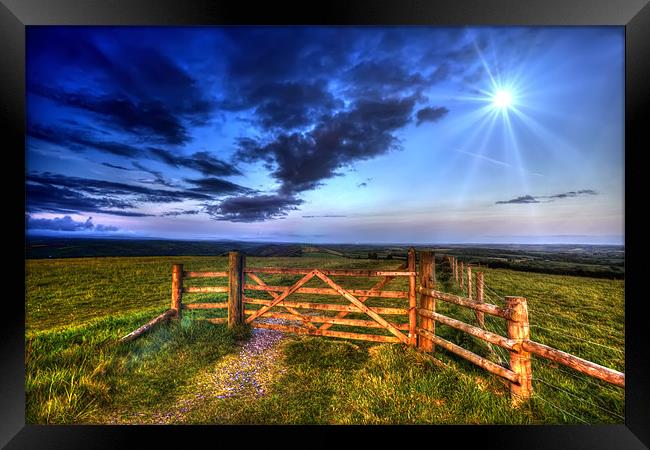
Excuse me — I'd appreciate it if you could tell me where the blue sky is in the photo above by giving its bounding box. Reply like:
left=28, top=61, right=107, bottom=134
left=25, top=26, right=624, bottom=244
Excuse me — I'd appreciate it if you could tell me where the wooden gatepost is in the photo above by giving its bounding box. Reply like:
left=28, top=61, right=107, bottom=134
left=228, top=251, right=245, bottom=327
left=171, top=263, right=183, bottom=318
left=418, top=251, right=435, bottom=352
left=407, top=248, right=417, bottom=346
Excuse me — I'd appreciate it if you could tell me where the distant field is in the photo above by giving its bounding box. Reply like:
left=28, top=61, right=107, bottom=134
left=26, top=237, right=624, bottom=279
left=25, top=254, right=624, bottom=424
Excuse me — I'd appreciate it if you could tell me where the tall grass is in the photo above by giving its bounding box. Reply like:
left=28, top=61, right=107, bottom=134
left=25, top=311, right=247, bottom=423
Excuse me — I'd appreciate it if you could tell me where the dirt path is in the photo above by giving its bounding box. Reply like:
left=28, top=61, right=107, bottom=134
left=108, top=324, right=289, bottom=424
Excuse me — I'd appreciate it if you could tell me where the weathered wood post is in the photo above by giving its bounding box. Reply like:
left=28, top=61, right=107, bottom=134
left=459, top=262, right=465, bottom=291
left=432, top=253, right=436, bottom=287
left=475, top=272, right=485, bottom=328
left=467, top=265, right=472, bottom=299
left=407, top=248, right=417, bottom=347
left=418, top=251, right=435, bottom=352
left=171, top=263, right=183, bottom=319
left=506, top=296, right=533, bottom=407
left=228, top=251, right=245, bottom=328
left=453, top=257, right=458, bottom=282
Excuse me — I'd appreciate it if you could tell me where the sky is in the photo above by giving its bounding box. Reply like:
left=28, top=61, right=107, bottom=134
left=25, top=26, right=624, bottom=244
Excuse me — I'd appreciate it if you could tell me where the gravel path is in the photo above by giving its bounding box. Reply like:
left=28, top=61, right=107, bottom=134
left=108, top=322, right=289, bottom=424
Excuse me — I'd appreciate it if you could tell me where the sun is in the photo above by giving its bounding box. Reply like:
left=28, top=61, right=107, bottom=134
left=492, top=89, right=513, bottom=109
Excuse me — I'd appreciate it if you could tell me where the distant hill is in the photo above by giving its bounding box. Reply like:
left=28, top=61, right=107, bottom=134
left=25, top=237, right=303, bottom=259
left=25, top=237, right=624, bottom=279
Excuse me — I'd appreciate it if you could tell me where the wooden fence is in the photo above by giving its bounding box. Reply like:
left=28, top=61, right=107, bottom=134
left=438, top=253, right=624, bottom=406
left=120, top=249, right=625, bottom=407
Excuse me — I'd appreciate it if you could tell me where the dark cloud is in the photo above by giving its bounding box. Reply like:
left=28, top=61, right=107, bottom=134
left=205, top=194, right=303, bottom=222
left=27, top=214, right=118, bottom=232
left=416, top=106, right=450, bottom=126
left=148, top=148, right=241, bottom=177
left=236, top=96, right=417, bottom=197
left=102, top=162, right=133, bottom=171
left=28, top=28, right=216, bottom=145
left=28, top=124, right=242, bottom=180
left=184, top=177, right=255, bottom=195
left=159, top=209, right=201, bottom=217
left=496, top=195, right=540, bottom=204
left=548, top=189, right=598, bottom=199
left=26, top=182, right=151, bottom=216
left=343, top=59, right=430, bottom=98
left=357, top=177, right=373, bottom=188
left=132, top=162, right=177, bottom=188
left=222, top=80, right=342, bottom=131
left=28, top=123, right=141, bottom=157
left=31, top=86, right=191, bottom=145
left=27, top=172, right=213, bottom=217
left=496, top=190, right=598, bottom=205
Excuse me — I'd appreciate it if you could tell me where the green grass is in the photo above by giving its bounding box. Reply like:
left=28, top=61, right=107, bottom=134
left=26, top=255, right=624, bottom=424
left=178, top=338, right=533, bottom=424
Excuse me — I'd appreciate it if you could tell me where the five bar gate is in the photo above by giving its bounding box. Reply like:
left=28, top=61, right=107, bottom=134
left=120, top=248, right=625, bottom=407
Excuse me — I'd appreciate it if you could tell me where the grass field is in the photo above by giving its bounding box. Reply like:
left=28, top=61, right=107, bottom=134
left=25, top=255, right=625, bottom=424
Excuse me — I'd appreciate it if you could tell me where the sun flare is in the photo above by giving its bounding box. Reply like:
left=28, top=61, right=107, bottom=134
left=493, top=89, right=513, bottom=108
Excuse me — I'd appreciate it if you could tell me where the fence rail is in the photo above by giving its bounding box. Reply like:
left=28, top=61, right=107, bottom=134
left=243, top=267, right=415, bottom=277
left=120, top=249, right=625, bottom=409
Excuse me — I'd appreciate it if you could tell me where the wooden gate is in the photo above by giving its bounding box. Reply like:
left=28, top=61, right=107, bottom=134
left=239, top=250, right=418, bottom=344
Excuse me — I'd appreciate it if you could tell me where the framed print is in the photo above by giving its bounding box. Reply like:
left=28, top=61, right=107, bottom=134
left=2, top=0, right=649, bottom=447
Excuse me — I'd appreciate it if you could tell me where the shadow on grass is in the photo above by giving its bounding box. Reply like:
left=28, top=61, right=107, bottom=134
left=25, top=311, right=247, bottom=424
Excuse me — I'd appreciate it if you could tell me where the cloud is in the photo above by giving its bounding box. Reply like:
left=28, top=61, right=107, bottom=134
left=222, top=80, right=342, bottom=131
left=496, top=190, right=598, bottom=204
left=205, top=194, right=303, bottom=222
left=26, top=214, right=118, bottom=232
left=416, top=106, right=449, bottom=126
left=343, top=58, right=431, bottom=98
left=26, top=172, right=214, bottom=217
left=102, top=162, right=133, bottom=171
left=159, top=209, right=201, bottom=217
left=148, top=148, right=241, bottom=177
left=28, top=123, right=142, bottom=157
left=184, top=177, right=255, bottom=195
left=31, top=86, right=192, bottom=145
left=26, top=182, right=147, bottom=216
left=236, top=96, right=417, bottom=197
left=28, top=28, right=216, bottom=145
left=495, top=195, right=540, bottom=204
left=132, top=162, right=177, bottom=188
left=547, top=189, right=598, bottom=199
left=357, top=177, right=373, bottom=188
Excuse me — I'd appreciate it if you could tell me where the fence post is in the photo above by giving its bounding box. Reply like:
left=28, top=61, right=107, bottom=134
left=407, top=248, right=417, bottom=346
left=432, top=253, right=436, bottom=287
left=228, top=251, right=245, bottom=328
left=459, top=262, right=465, bottom=291
left=171, top=264, right=183, bottom=319
left=418, top=251, right=435, bottom=352
left=453, top=257, right=458, bottom=282
left=506, top=296, right=533, bottom=407
left=475, top=272, right=485, bottom=328
left=467, top=265, right=473, bottom=300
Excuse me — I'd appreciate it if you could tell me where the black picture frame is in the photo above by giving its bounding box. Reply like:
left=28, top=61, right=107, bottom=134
left=3, top=0, right=648, bottom=448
